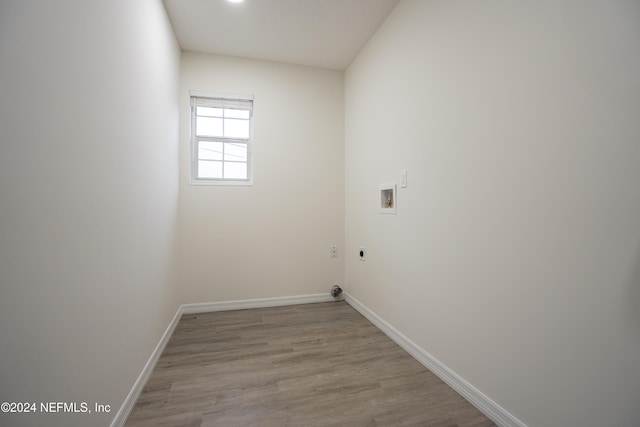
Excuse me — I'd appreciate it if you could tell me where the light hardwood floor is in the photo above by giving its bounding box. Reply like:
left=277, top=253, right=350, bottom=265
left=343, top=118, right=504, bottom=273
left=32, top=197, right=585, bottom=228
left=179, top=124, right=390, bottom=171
left=125, top=302, right=495, bottom=426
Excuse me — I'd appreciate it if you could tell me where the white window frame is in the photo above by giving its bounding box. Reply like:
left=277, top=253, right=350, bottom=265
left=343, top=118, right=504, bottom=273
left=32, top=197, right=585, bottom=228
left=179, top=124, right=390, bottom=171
left=189, top=91, right=254, bottom=186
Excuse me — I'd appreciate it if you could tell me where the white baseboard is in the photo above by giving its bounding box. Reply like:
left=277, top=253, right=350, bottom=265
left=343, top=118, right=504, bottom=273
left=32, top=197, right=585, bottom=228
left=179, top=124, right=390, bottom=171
left=110, top=293, right=336, bottom=426
left=344, top=292, right=526, bottom=427
left=110, top=307, right=183, bottom=427
left=181, top=293, right=336, bottom=314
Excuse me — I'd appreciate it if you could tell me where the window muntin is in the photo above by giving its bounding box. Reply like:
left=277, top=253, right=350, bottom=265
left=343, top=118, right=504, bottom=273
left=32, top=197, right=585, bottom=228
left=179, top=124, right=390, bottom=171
left=190, top=94, right=253, bottom=185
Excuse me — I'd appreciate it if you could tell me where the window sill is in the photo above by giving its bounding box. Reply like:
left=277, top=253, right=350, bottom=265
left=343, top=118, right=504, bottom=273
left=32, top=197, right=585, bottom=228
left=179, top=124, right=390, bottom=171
left=189, top=178, right=254, bottom=186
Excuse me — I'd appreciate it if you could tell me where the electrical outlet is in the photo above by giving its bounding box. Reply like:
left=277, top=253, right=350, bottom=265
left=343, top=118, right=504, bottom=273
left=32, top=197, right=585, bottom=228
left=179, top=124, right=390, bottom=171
left=330, top=245, right=338, bottom=258
left=359, top=247, right=366, bottom=261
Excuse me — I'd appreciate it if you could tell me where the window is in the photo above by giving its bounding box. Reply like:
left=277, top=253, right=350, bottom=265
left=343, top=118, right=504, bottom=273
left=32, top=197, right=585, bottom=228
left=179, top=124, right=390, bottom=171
left=190, top=93, right=254, bottom=185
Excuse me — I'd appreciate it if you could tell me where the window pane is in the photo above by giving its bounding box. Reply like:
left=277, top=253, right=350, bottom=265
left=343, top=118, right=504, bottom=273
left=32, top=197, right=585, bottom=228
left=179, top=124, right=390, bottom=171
left=224, top=108, right=250, bottom=119
left=224, top=162, right=247, bottom=180
left=198, top=160, right=222, bottom=179
left=224, top=143, right=247, bottom=162
left=197, top=117, right=223, bottom=137
left=199, top=141, right=223, bottom=160
left=191, top=96, right=253, bottom=184
left=224, top=118, right=250, bottom=138
left=197, top=106, right=223, bottom=117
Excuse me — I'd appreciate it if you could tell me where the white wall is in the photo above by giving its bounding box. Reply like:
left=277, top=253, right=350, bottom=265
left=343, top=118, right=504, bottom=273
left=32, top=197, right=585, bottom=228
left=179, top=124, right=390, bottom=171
left=345, top=1, right=640, bottom=426
left=177, top=53, right=344, bottom=303
left=0, top=1, right=180, bottom=426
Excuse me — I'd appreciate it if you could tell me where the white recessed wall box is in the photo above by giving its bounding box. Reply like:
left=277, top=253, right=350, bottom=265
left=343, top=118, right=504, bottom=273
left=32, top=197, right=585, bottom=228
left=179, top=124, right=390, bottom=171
left=380, top=183, right=396, bottom=214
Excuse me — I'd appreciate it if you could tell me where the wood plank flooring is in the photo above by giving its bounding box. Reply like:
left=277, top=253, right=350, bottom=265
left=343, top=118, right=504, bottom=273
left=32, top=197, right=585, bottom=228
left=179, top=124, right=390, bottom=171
left=125, top=302, right=495, bottom=426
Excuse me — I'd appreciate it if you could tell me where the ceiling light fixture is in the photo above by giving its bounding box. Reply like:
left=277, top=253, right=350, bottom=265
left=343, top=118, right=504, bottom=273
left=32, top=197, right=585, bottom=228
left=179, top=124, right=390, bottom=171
left=227, top=0, right=244, bottom=3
